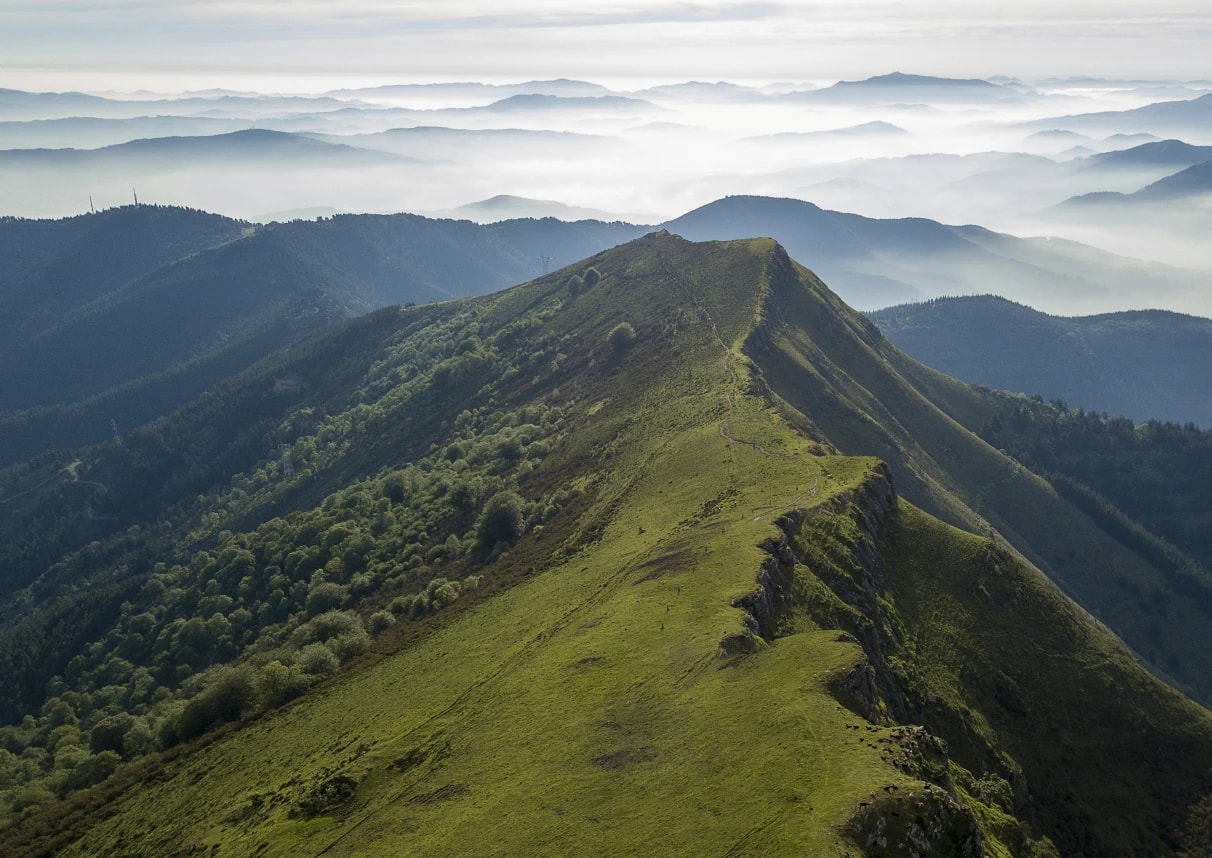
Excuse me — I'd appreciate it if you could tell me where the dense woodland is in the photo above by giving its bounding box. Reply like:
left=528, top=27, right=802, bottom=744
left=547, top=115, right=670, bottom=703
left=977, top=397, right=1212, bottom=654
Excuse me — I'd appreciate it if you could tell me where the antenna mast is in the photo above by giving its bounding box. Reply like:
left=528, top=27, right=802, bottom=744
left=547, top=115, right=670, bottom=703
left=89, top=195, right=95, bottom=214
left=132, top=188, right=139, bottom=206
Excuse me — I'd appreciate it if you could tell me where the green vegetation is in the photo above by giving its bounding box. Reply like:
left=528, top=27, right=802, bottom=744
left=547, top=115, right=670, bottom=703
left=1, top=233, right=1211, bottom=856
left=979, top=397, right=1212, bottom=564
left=607, top=321, right=636, bottom=352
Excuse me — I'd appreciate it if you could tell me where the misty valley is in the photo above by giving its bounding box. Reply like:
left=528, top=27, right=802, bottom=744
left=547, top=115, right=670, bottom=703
left=2, top=71, right=1212, bottom=857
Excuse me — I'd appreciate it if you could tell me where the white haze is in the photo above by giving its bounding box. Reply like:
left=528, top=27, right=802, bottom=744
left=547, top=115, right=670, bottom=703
left=2, top=74, right=1212, bottom=313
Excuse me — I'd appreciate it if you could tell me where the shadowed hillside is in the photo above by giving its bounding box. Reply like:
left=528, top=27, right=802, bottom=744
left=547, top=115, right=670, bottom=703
left=663, top=195, right=1204, bottom=313
left=869, top=294, right=1212, bottom=426
left=0, top=208, right=643, bottom=464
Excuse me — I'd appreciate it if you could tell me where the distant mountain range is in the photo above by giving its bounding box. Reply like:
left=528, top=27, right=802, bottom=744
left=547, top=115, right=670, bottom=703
left=751, top=121, right=910, bottom=143
left=1025, top=92, right=1212, bottom=137
left=662, top=195, right=1207, bottom=312
left=775, top=72, right=1033, bottom=105
left=0, top=128, right=413, bottom=168
left=0, top=115, right=257, bottom=150
left=1065, top=158, right=1212, bottom=206
left=432, top=194, right=631, bottom=223
left=869, top=295, right=1212, bottom=425
left=1080, top=138, right=1212, bottom=170
left=328, top=78, right=614, bottom=100
left=0, top=89, right=357, bottom=122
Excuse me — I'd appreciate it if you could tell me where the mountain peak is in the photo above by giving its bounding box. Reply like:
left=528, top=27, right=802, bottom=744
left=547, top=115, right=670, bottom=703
left=837, top=72, right=999, bottom=89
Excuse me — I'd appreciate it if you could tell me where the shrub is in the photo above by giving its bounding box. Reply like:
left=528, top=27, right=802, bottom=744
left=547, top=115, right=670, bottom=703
left=297, top=643, right=340, bottom=676
left=60, top=750, right=121, bottom=796
left=566, top=274, right=585, bottom=296
left=254, top=660, right=311, bottom=709
left=327, top=627, right=370, bottom=664
left=296, top=610, right=363, bottom=645
left=583, top=267, right=602, bottom=288
left=608, top=322, right=636, bottom=353
left=175, top=665, right=256, bottom=742
left=306, top=582, right=346, bottom=616
left=89, top=714, right=134, bottom=755
left=368, top=611, right=396, bottom=635
left=428, top=581, right=461, bottom=611
left=477, top=491, right=525, bottom=549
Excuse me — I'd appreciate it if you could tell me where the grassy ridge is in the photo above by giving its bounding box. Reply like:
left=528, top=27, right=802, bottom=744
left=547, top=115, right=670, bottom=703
left=749, top=253, right=1212, bottom=705
left=879, top=504, right=1212, bottom=855
left=34, top=236, right=946, bottom=857
left=3, top=234, right=1212, bottom=855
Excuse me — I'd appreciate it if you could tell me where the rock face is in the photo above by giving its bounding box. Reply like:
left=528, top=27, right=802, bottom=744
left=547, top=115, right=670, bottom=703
left=847, top=784, right=984, bottom=858
left=788, top=464, right=911, bottom=719
left=729, top=466, right=988, bottom=856
left=728, top=509, right=802, bottom=647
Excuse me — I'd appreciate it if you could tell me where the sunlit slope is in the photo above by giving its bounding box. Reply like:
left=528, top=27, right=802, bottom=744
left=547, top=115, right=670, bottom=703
left=748, top=250, right=1212, bottom=706
left=15, top=233, right=1212, bottom=857
left=60, top=436, right=912, bottom=857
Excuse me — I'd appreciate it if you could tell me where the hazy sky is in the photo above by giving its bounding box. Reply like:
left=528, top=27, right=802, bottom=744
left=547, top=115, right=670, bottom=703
left=4, top=1, right=1211, bottom=92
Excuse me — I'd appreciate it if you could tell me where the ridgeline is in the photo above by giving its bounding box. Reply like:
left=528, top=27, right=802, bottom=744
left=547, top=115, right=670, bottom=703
left=1, top=234, right=1210, bottom=856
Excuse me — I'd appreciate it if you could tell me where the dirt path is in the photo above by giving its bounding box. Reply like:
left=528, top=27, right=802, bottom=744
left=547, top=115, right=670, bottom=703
left=658, top=253, right=783, bottom=459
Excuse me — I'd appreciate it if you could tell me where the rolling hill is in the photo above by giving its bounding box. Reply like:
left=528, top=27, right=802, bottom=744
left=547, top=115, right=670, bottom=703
left=0, top=129, right=413, bottom=170
left=868, top=295, right=1212, bottom=426
left=1, top=234, right=1211, bottom=856
left=781, top=72, right=1031, bottom=105
left=1025, top=92, right=1212, bottom=137
left=662, top=194, right=1208, bottom=313
left=0, top=207, right=644, bottom=463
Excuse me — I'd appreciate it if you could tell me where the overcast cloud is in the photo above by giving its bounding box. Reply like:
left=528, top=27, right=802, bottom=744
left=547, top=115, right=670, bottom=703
left=3, top=1, right=1211, bottom=92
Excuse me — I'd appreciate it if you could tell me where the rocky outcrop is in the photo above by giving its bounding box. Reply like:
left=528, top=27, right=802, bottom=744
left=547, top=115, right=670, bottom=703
left=847, top=784, right=983, bottom=858
left=792, top=463, right=910, bottom=721
left=729, top=464, right=988, bottom=856
left=728, top=508, right=803, bottom=644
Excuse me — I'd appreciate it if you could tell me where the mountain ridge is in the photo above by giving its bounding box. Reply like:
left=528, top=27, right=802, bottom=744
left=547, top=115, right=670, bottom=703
left=2, top=234, right=1211, bottom=855
left=869, top=294, right=1212, bottom=425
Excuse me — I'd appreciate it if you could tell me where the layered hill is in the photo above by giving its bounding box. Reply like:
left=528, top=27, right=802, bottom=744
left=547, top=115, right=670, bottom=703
left=1025, top=92, right=1212, bottom=138
left=0, top=207, right=643, bottom=464
left=869, top=295, right=1212, bottom=426
left=2, top=234, right=1211, bottom=856
left=662, top=195, right=1206, bottom=313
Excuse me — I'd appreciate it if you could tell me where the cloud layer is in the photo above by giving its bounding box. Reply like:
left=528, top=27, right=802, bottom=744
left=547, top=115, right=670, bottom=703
left=4, top=1, right=1212, bottom=90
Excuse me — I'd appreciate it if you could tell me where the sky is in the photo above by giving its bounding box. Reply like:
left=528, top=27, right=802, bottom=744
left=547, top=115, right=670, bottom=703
left=3, top=1, right=1212, bottom=93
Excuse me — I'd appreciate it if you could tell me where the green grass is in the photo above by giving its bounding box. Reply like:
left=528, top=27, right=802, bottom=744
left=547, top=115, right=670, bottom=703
left=751, top=254, right=1212, bottom=707
left=877, top=503, right=1212, bottom=856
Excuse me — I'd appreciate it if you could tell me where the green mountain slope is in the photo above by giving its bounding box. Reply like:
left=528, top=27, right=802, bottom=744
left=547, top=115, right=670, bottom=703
left=2, top=234, right=1211, bottom=856
left=752, top=260, right=1212, bottom=706
left=976, top=397, right=1212, bottom=576
left=868, top=295, right=1212, bottom=427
